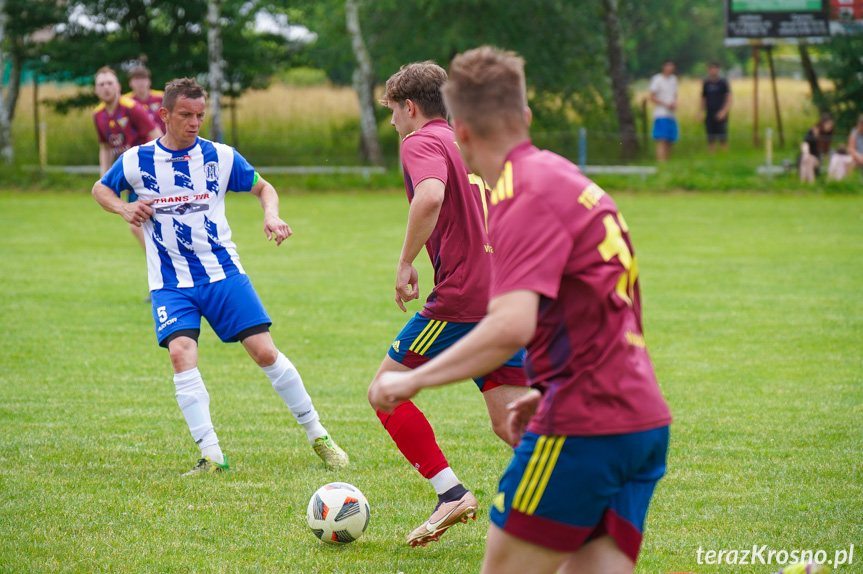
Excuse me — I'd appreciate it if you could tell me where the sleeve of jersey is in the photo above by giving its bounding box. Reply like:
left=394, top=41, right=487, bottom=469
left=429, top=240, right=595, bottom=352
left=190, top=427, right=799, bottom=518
left=100, top=157, right=131, bottom=197
left=401, top=135, right=448, bottom=186
left=490, top=195, right=573, bottom=301
left=227, top=149, right=257, bottom=192
left=130, top=103, right=156, bottom=134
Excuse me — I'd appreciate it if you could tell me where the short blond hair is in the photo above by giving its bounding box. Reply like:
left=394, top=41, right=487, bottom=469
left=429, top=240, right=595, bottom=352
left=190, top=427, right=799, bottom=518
left=95, top=66, right=119, bottom=82
left=442, top=46, right=527, bottom=137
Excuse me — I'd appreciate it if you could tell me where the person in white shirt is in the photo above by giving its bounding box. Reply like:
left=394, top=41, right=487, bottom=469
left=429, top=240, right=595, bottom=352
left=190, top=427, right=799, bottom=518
left=91, top=77, right=349, bottom=475
left=649, top=61, right=678, bottom=162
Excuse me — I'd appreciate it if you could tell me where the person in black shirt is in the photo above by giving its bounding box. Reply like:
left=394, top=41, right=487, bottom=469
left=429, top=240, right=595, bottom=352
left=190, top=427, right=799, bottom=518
left=701, top=62, right=732, bottom=152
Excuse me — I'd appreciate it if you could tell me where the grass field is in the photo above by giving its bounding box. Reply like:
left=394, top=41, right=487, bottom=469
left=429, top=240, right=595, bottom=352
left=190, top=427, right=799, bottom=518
left=1, top=187, right=861, bottom=573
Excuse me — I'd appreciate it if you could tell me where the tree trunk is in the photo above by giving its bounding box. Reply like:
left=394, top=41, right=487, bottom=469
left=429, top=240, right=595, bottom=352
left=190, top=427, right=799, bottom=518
left=798, top=43, right=829, bottom=115
left=0, top=0, right=13, bottom=164
left=5, top=49, right=23, bottom=122
left=207, top=0, right=224, bottom=143
left=603, top=0, right=638, bottom=160
left=345, top=0, right=382, bottom=166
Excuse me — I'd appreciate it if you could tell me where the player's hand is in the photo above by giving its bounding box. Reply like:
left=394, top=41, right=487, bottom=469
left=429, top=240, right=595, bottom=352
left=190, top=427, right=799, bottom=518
left=394, top=263, right=419, bottom=312
left=716, top=110, right=727, bottom=121
left=121, top=199, right=155, bottom=227
left=506, top=388, right=541, bottom=447
left=264, top=213, right=292, bottom=246
left=368, top=371, right=420, bottom=413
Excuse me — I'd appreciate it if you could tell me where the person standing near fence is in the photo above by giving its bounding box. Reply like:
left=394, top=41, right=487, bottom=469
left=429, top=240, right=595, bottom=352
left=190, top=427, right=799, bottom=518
left=126, top=64, right=166, bottom=134
left=649, top=60, right=678, bottom=162
left=701, top=62, right=732, bottom=153
left=93, top=65, right=162, bottom=301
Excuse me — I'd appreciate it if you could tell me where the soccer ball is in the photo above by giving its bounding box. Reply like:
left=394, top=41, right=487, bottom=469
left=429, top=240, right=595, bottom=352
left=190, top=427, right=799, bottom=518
left=306, top=482, right=370, bottom=545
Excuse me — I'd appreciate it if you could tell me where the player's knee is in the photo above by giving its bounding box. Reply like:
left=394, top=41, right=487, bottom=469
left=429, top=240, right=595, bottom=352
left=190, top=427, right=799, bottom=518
left=251, top=345, right=279, bottom=368
left=168, top=339, right=197, bottom=371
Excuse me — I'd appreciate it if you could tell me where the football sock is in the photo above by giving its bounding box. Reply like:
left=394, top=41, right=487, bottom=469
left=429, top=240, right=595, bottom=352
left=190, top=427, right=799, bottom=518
left=174, top=367, right=223, bottom=463
left=429, top=467, right=461, bottom=496
left=376, top=401, right=449, bottom=479
left=263, top=352, right=326, bottom=444
left=437, top=483, right=469, bottom=504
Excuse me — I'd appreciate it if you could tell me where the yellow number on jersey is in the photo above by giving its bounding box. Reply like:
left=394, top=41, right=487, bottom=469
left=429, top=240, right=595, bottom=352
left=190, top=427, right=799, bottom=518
left=597, top=214, right=638, bottom=306
left=468, top=173, right=490, bottom=233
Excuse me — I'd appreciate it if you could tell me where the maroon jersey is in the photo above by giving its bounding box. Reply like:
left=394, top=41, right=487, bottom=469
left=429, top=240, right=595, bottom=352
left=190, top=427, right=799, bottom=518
left=401, top=119, right=493, bottom=322
left=125, top=89, right=166, bottom=133
left=93, top=96, right=157, bottom=159
left=488, top=140, right=672, bottom=437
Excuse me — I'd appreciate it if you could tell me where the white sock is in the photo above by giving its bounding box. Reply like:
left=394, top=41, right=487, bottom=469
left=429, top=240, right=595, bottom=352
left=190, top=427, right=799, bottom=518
left=201, top=444, right=224, bottom=465
left=174, top=367, right=223, bottom=464
left=262, top=352, right=327, bottom=444
left=429, top=467, right=460, bottom=495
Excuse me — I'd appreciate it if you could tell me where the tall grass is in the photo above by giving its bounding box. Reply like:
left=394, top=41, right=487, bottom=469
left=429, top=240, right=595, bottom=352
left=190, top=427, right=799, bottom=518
left=12, top=81, right=392, bottom=167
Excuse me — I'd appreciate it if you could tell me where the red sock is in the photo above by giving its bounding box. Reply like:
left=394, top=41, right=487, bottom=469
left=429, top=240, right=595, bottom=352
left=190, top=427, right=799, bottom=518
left=377, top=401, right=449, bottom=479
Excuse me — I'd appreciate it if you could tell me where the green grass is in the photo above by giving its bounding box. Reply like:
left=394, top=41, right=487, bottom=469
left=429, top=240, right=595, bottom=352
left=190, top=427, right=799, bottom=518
left=1, top=189, right=861, bottom=573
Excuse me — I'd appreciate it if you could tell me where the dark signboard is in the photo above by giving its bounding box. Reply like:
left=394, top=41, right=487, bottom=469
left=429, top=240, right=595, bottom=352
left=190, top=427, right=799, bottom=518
left=726, top=0, right=830, bottom=38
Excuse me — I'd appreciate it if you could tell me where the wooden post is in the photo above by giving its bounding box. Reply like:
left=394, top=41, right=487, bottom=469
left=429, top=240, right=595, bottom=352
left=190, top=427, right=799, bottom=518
left=578, top=127, right=587, bottom=168
left=33, top=73, right=40, bottom=161
left=753, top=44, right=759, bottom=147
left=38, top=122, right=46, bottom=167
left=230, top=96, right=238, bottom=149
left=641, top=98, right=648, bottom=151
left=766, top=45, right=785, bottom=148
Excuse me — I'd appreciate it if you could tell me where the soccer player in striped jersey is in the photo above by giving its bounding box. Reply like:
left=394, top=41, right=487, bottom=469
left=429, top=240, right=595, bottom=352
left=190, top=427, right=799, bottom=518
left=92, top=78, right=349, bottom=474
left=367, top=61, right=531, bottom=547
left=370, top=47, right=672, bottom=574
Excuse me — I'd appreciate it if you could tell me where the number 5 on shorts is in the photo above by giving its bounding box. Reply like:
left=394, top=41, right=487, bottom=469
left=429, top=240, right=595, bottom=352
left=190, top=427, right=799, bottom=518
left=157, top=306, right=168, bottom=323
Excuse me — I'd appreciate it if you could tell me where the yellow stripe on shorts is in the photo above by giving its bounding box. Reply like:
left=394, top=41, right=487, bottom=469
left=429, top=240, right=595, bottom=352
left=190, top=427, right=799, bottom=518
left=512, top=436, right=566, bottom=515
left=526, top=436, right=565, bottom=514
left=512, top=435, right=547, bottom=512
left=409, top=320, right=437, bottom=353
left=418, top=321, right=447, bottom=355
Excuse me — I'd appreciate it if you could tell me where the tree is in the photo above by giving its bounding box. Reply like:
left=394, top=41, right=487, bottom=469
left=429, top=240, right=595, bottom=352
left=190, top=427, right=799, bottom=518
left=207, top=0, right=224, bottom=143
left=0, top=0, right=11, bottom=162
left=38, top=1, right=304, bottom=116
left=822, top=32, right=863, bottom=129
left=1, top=0, right=63, bottom=127
left=344, top=0, right=381, bottom=165
left=603, top=0, right=638, bottom=158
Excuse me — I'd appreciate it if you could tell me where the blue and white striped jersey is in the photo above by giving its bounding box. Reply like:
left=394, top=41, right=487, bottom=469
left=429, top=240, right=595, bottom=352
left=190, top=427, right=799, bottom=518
left=101, top=137, right=258, bottom=291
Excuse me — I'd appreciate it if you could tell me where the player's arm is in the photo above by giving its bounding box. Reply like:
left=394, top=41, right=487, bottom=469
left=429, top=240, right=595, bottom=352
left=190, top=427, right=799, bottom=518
left=92, top=180, right=153, bottom=226
left=717, top=88, right=732, bottom=121
left=394, top=177, right=445, bottom=311
left=98, top=144, right=113, bottom=177
left=369, top=289, right=538, bottom=407
left=250, top=174, right=292, bottom=246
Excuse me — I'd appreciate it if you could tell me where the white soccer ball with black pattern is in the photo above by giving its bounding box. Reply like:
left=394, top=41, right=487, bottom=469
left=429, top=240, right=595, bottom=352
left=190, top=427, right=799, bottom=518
left=306, top=482, right=370, bottom=545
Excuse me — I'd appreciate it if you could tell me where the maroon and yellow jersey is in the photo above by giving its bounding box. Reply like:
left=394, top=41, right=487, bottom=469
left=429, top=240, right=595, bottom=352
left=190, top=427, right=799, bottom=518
left=125, top=89, right=165, bottom=133
left=488, top=140, right=672, bottom=437
left=93, top=96, right=157, bottom=159
left=400, top=118, right=493, bottom=322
